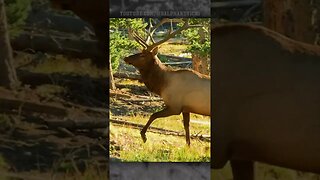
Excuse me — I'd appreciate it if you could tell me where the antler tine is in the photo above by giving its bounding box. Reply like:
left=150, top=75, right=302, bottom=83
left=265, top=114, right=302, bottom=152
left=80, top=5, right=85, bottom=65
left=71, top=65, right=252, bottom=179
left=146, top=19, right=201, bottom=52
left=128, top=28, right=148, bottom=49
left=146, top=18, right=155, bottom=45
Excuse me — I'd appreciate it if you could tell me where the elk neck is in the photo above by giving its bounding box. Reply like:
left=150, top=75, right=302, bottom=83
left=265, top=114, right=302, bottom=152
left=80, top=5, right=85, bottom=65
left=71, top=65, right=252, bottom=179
left=138, top=56, right=169, bottom=96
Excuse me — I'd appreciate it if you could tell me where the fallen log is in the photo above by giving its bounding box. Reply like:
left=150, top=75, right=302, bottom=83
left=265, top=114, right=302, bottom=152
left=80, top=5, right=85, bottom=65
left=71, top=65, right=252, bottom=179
left=113, top=72, right=141, bottom=81
left=17, top=69, right=107, bottom=87
left=26, top=10, right=93, bottom=34
left=0, top=97, right=67, bottom=117
left=110, top=118, right=210, bottom=142
left=11, top=31, right=101, bottom=59
left=16, top=69, right=108, bottom=106
left=110, top=91, right=132, bottom=98
left=160, top=54, right=192, bottom=62
left=0, top=95, right=108, bottom=119
left=120, top=98, right=162, bottom=103
left=45, top=118, right=107, bottom=129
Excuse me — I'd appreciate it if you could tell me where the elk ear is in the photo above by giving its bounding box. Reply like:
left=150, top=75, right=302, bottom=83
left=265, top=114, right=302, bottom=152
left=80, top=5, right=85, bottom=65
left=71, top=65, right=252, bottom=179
left=151, top=47, right=159, bottom=56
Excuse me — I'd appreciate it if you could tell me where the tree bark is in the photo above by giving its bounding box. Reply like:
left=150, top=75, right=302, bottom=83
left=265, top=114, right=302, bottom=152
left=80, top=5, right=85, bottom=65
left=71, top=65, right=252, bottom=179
left=192, top=54, right=210, bottom=75
left=191, top=27, right=210, bottom=75
left=0, top=0, right=19, bottom=89
left=109, top=56, right=116, bottom=90
left=263, top=0, right=320, bottom=45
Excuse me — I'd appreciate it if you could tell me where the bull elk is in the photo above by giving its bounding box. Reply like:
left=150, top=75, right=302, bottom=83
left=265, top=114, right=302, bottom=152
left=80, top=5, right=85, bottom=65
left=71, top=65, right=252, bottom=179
left=124, top=19, right=210, bottom=146
left=212, top=23, right=320, bottom=179
left=49, top=0, right=107, bottom=66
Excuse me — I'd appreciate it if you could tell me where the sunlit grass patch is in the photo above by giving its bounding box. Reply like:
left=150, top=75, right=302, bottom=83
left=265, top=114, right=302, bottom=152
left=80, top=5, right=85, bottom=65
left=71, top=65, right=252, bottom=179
left=27, top=55, right=106, bottom=78
left=120, top=113, right=210, bottom=134
left=110, top=124, right=210, bottom=162
left=159, top=43, right=189, bottom=57
left=35, top=84, right=66, bottom=98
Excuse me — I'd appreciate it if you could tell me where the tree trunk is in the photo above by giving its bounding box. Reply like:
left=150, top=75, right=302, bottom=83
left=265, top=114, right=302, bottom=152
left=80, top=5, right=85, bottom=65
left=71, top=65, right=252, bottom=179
left=192, top=54, right=209, bottom=75
left=191, top=27, right=210, bottom=75
left=109, top=56, right=116, bottom=90
left=0, top=0, right=19, bottom=89
left=263, top=0, right=320, bottom=45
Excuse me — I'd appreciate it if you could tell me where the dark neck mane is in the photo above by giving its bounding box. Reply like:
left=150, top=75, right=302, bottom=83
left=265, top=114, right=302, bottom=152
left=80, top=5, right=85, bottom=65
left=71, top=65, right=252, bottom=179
left=138, top=56, right=169, bottom=95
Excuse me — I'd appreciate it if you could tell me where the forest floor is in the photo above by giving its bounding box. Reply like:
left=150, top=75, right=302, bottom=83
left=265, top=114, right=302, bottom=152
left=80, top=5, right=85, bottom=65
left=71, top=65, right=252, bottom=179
left=0, top=53, right=108, bottom=179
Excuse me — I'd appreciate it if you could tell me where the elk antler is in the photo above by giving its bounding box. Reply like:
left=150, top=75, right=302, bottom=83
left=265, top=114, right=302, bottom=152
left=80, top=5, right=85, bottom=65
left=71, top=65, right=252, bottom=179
left=129, top=19, right=203, bottom=51
left=146, top=19, right=203, bottom=51
left=129, top=28, right=148, bottom=49
left=145, top=18, right=184, bottom=44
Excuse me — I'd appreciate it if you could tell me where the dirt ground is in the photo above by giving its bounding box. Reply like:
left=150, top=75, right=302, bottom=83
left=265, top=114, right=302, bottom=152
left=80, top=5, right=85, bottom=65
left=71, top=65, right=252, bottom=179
left=0, top=53, right=108, bottom=179
left=110, top=82, right=164, bottom=117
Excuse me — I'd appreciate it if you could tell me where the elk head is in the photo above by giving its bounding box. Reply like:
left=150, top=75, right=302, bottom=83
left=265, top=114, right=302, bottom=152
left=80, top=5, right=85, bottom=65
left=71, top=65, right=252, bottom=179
left=124, top=19, right=200, bottom=69
left=124, top=48, right=159, bottom=70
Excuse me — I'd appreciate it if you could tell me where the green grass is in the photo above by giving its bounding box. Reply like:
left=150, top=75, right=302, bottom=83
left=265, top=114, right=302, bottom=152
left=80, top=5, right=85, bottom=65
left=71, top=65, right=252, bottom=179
left=119, top=113, right=210, bottom=134
left=24, top=55, right=106, bottom=78
left=110, top=113, right=210, bottom=162
left=159, top=43, right=189, bottom=57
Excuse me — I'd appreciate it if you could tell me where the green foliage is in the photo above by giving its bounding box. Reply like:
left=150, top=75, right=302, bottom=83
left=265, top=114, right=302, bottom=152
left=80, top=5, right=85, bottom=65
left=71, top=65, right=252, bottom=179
left=179, top=18, right=211, bottom=58
left=5, top=0, right=31, bottom=37
left=109, top=18, right=147, bottom=70
left=157, top=54, right=170, bottom=63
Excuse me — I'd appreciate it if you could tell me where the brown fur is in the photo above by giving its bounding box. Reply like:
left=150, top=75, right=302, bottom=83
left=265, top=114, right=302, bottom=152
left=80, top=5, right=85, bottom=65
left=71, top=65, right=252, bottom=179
left=214, top=23, right=320, bottom=55
left=127, top=51, right=168, bottom=95
left=124, top=48, right=210, bottom=145
left=212, top=23, right=320, bottom=179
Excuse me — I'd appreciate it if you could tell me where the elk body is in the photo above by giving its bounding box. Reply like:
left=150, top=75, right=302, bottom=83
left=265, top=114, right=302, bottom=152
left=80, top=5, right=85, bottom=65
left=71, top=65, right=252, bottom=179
left=212, top=23, right=320, bottom=179
left=50, top=0, right=107, bottom=66
left=124, top=20, right=210, bottom=146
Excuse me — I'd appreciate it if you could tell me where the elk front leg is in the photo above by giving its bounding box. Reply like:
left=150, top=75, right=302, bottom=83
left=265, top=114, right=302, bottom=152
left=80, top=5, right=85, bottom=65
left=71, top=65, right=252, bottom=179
left=141, top=107, right=180, bottom=143
left=231, top=160, right=254, bottom=180
left=182, top=112, right=190, bottom=146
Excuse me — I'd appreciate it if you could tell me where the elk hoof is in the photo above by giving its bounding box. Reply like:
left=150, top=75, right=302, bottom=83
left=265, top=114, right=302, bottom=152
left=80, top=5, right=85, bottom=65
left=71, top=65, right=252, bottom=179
left=140, top=131, right=147, bottom=143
